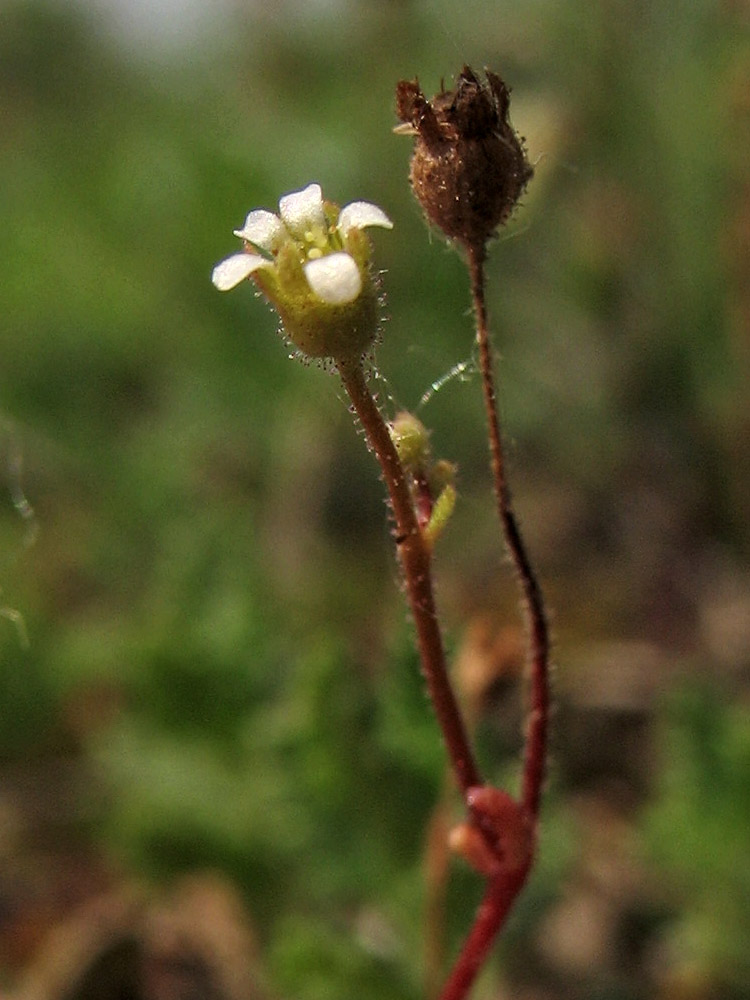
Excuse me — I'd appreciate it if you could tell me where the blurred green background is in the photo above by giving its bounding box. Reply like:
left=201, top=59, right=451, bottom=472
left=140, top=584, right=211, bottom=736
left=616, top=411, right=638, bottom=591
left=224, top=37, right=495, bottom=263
left=1, top=1, right=749, bottom=998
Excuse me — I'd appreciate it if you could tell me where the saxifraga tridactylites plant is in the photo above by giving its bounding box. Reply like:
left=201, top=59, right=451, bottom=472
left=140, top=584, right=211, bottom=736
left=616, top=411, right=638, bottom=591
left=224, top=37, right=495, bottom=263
left=212, top=67, right=550, bottom=1000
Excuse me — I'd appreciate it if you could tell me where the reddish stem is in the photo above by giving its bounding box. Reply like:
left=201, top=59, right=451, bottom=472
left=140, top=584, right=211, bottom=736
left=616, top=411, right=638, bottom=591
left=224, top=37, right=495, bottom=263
left=431, top=244, right=551, bottom=1000
left=338, top=361, right=482, bottom=796
left=466, top=242, right=550, bottom=820
left=438, top=864, right=530, bottom=1000
left=342, top=251, right=550, bottom=1000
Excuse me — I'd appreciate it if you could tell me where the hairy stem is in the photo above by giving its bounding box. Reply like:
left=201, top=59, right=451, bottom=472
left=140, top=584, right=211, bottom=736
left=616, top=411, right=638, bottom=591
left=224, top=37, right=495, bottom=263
left=338, top=361, right=481, bottom=795
left=466, top=241, right=550, bottom=821
left=429, top=244, right=551, bottom=1000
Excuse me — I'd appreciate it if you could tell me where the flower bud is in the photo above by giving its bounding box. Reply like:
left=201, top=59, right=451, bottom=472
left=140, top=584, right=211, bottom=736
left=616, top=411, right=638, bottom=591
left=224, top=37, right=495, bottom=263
left=429, top=458, right=457, bottom=497
left=389, top=411, right=431, bottom=472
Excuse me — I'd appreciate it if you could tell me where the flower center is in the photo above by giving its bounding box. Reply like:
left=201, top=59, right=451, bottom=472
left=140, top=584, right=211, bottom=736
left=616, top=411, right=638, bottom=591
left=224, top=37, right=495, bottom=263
left=296, top=222, right=342, bottom=265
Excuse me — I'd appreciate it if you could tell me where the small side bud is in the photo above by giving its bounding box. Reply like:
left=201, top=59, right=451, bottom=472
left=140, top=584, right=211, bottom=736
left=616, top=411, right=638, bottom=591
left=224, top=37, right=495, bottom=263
left=429, top=459, right=456, bottom=496
left=389, top=412, right=458, bottom=548
left=389, top=411, right=431, bottom=472
left=395, top=66, right=532, bottom=250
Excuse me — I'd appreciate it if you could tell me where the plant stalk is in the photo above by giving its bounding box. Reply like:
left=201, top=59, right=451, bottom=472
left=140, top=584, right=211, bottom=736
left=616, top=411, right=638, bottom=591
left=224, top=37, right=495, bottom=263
left=428, top=244, right=551, bottom=1000
left=437, top=863, right=530, bottom=1000
left=466, top=243, right=550, bottom=820
left=338, top=361, right=482, bottom=796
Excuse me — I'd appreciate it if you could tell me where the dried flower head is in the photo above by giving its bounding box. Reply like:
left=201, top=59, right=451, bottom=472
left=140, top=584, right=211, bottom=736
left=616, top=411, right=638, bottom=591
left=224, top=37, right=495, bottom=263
left=395, top=66, right=532, bottom=249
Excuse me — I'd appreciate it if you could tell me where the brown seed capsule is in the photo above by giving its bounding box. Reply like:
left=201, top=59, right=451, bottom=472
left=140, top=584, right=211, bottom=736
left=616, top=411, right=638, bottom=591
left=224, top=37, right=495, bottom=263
left=395, top=66, right=533, bottom=249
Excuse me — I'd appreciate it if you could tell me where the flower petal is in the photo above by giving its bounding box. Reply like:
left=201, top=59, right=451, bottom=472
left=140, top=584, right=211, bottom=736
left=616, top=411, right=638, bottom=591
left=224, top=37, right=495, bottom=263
left=233, top=210, right=285, bottom=253
left=338, top=201, right=393, bottom=234
left=279, top=183, right=326, bottom=236
left=211, top=252, right=268, bottom=291
left=304, top=252, right=362, bottom=304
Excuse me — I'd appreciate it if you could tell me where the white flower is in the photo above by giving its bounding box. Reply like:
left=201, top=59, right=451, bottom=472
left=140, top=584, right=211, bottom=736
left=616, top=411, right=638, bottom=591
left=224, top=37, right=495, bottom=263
left=211, top=183, right=392, bottom=305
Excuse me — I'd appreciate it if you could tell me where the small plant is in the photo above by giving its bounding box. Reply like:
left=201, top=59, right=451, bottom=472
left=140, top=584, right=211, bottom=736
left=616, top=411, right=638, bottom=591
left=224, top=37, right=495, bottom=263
left=212, top=67, right=550, bottom=1000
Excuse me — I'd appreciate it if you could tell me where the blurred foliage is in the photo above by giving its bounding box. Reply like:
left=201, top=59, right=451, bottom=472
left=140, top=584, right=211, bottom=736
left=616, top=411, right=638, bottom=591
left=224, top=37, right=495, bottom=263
left=644, top=687, right=750, bottom=997
left=1, top=0, right=749, bottom=998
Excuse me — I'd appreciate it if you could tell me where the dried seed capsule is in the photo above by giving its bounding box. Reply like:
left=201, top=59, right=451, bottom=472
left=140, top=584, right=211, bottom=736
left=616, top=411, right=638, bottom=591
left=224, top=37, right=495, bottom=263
left=395, top=66, right=532, bottom=250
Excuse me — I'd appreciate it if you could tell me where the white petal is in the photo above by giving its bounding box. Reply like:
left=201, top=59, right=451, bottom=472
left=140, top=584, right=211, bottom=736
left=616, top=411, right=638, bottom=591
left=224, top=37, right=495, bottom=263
left=233, top=210, right=285, bottom=252
left=279, top=183, right=326, bottom=236
left=211, top=252, right=268, bottom=291
left=338, top=201, right=393, bottom=234
left=304, top=252, right=362, bottom=305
